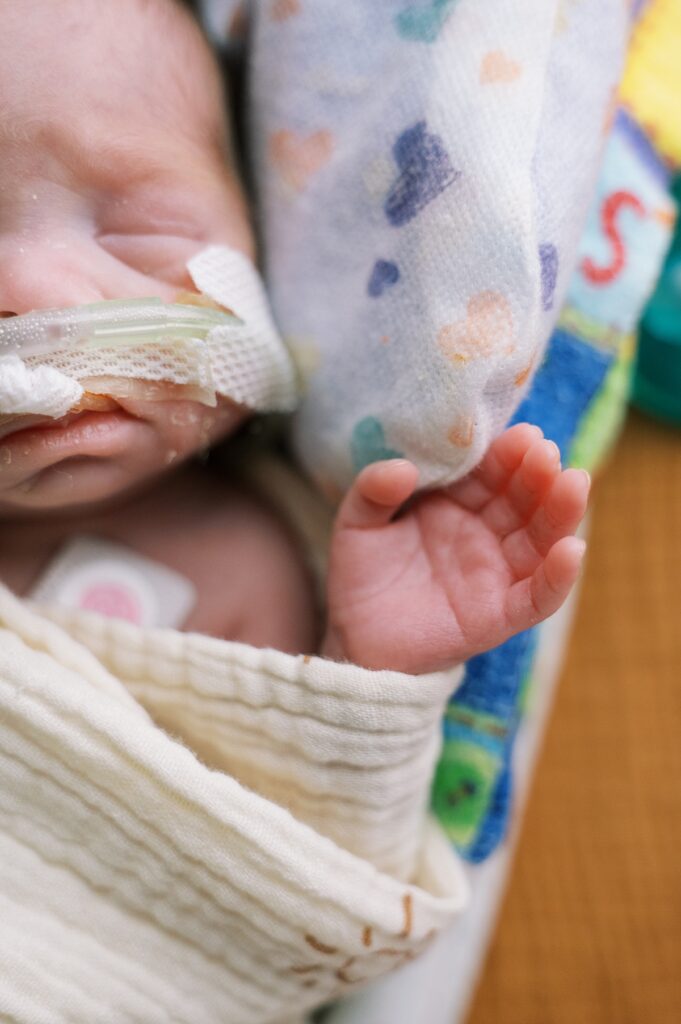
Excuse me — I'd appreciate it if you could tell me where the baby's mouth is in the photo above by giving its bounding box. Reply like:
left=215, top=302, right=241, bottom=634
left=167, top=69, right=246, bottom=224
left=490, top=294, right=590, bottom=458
left=0, top=393, right=122, bottom=442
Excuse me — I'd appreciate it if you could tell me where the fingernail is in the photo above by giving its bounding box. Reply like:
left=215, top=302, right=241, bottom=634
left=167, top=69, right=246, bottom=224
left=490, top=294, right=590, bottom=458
left=579, top=469, right=591, bottom=488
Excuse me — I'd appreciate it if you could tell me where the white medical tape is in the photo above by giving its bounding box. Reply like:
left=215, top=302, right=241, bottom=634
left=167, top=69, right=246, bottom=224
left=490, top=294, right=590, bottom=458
left=0, top=246, right=298, bottom=419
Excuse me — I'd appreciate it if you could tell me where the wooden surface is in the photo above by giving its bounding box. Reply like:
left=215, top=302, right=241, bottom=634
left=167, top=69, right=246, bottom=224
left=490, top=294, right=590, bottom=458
left=466, top=410, right=681, bottom=1024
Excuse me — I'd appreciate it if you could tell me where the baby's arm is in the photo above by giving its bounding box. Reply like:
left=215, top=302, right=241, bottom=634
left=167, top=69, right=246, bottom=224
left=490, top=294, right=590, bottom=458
left=323, top=424, right=589, bottom=674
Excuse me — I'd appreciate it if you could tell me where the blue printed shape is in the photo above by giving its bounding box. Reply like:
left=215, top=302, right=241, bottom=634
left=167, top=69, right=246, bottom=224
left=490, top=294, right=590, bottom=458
left=511, top=328, right=613, bottom=460
left=351, top=417, right=403, bottom=472
left=385, top=122, right=461, bottom=227
left=539, top=243, right=559, bottom=311
left=614, top=109, right=671, bottom=189
left=453, top=630, right=536, bottom=720
left=465, top=760, right=513, bottom=863
left=368, top=259, right=400, bottom=297
left=396, top=0, right=461, bottom=43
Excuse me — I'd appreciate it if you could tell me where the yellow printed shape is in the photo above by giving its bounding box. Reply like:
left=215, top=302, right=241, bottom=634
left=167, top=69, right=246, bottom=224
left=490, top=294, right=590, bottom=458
left=619, top=0, right=681, bottom=166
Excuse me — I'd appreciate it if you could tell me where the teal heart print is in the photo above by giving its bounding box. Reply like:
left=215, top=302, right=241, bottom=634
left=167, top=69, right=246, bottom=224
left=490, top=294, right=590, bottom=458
left=395, top=0, right=461, bottom=43
left=351, top=417, right=404, bottom=472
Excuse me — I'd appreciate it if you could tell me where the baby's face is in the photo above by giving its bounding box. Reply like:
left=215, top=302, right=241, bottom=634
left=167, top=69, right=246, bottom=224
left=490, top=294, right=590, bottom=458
left=0, top=0, right=253, bottom=514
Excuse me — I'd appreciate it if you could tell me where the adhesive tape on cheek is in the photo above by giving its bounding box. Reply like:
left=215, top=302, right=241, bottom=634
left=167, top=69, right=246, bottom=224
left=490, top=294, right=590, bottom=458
left=186, top=245, right=298, bottom=413
left=0, top=246, right=299, bottom=419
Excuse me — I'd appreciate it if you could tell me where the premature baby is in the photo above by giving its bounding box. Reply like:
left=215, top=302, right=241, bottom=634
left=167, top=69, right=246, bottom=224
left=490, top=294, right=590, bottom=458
left=0, top=0, right=589, bottom=675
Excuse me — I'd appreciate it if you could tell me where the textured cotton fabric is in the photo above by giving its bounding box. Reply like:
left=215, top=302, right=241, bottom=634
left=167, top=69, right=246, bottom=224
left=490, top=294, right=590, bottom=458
left=0, top=583, right=467, bottom=1024
left=204, top=0, right=629, bottom=491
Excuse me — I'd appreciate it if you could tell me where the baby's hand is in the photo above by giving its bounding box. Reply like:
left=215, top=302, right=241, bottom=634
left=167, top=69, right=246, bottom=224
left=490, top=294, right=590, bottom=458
left=324, top=424, right=589, bottom=673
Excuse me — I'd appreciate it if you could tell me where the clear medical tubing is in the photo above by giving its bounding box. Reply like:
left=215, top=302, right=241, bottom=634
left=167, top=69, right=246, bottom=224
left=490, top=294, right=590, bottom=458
left=0, top=299, right=242, bottom=360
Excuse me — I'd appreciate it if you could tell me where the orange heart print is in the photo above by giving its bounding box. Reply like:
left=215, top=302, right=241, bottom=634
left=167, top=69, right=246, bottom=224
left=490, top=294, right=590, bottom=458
left=270, top=0, right=301, bottom=21
left=480, top=50, right=523, bottom=84
left=438, top=291, right=515, bottom=365
left=270, top=130, right=334, bottom=192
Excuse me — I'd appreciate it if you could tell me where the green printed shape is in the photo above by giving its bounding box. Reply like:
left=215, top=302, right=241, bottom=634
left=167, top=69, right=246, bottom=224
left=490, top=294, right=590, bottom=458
left=431, top=741, right=499, bottom=848
left=395, top=0, right=461, bottom=43
left=351, top=416, right=403, bottom=472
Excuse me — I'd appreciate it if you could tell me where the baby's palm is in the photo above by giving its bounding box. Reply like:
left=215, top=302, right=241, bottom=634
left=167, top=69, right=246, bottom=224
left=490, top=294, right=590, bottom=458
left=326, top=425, right=589, bottom=674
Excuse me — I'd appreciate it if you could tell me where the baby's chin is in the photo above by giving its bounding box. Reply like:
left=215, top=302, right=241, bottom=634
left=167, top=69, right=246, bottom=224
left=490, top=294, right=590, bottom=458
left=2, top=456, right=160, bottom=514
left=0, top=397, right=247, bottom=516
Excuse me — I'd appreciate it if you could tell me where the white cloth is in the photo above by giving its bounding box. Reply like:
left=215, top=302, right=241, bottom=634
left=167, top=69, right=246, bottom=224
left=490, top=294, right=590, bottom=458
left=0, top=583, right=467, bottom=1024
left=238, top=0, right=629, bottom=489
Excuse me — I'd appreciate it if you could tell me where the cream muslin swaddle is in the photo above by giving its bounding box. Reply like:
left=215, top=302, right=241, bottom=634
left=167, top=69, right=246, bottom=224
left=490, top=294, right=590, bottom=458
left=0, top=581, right=467, bottom=1024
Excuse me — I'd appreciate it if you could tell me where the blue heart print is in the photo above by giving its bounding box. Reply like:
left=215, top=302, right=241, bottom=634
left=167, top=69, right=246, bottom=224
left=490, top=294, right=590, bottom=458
left=539, top=243, right=559, bottom=311
left=385, top=121, right=461, bottom=227
left=351, top=417, right=404, bottom=472
left=368, top=259, right=400, bottom=297
left=395, top=0, right=461, bottom=43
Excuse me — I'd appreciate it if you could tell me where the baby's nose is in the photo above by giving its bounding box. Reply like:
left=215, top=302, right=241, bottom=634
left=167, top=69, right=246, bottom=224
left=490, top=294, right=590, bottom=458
left=0, top=240, right=107, bottom=316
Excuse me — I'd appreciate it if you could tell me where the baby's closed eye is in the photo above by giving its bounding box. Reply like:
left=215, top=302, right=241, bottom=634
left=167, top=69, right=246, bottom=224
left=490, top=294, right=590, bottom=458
left=94, top=170, right=254, bottom=288
left=95, top=183, right=217, bottom=286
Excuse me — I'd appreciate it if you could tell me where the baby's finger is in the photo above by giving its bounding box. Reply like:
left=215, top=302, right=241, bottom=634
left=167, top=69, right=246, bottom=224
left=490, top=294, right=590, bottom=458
left=481, top=437, right=562, bottom=537
left=501, top=467, right=590, bottom=577
left=505, top=535, right=586, bottom=634
left=447, top=423, right=543, bottom=512
left=526, top=467, right=590, bottom=555
left=335, top=460, right=420, bottom=530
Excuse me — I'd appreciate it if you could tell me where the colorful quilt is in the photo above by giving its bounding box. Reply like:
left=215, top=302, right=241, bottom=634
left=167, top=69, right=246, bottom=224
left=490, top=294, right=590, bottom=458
left=434, top=0, right=680, bottom=861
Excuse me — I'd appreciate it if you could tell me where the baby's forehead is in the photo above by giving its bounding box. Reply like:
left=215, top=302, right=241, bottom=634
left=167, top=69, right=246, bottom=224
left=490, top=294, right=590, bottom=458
left=1, top=0, right=224, bottom=160
left=0, top=113, right=217, bottom=210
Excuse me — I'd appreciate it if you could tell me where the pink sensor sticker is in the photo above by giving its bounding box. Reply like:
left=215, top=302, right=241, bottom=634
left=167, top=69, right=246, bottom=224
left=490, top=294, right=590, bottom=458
left=79, top=582, right=144, bottom=624
left=29, top=536, right=197, bottom=630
